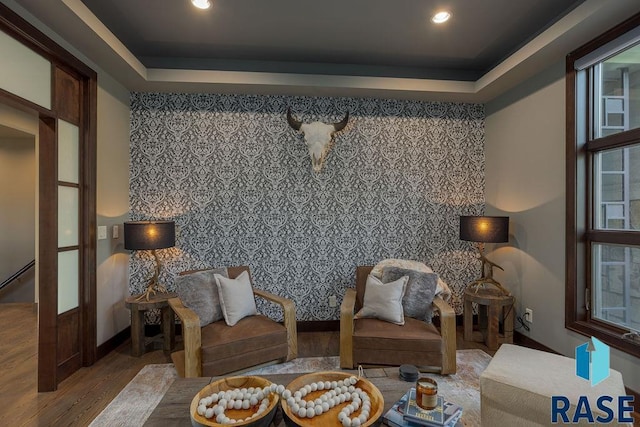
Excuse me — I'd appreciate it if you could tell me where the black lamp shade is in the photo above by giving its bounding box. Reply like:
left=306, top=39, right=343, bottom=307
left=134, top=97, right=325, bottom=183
left=460, top=216, right=509, bottom=243
left=124, top=221, right=175, bottom=250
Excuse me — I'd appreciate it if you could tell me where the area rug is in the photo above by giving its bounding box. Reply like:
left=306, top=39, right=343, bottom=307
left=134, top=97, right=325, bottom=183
left=90, top=350, right=490, bottom=426
left=89, top=364, right=178, bottom=427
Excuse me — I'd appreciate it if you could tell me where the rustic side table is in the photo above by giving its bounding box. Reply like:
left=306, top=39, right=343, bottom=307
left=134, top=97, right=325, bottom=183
left=463, top=287, right=515, bottom=351
left=125, top=292, right=176, bottom=357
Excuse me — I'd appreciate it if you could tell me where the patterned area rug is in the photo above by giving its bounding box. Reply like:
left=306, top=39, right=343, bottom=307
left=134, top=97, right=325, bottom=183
left=90, top=350, right=490, bottom=426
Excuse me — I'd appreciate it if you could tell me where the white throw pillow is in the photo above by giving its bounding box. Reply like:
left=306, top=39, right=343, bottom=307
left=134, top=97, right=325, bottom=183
left=354, top=274, right=408, bottom=325
left=214, top=270, right=258, bottom=326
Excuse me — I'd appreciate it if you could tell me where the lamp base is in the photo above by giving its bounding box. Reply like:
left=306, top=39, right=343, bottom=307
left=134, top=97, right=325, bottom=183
left=134, top=249, right=170, bottom=301
left=135, top=283, right=170, bottom=302
left=467, top=277, right=511, bottom=296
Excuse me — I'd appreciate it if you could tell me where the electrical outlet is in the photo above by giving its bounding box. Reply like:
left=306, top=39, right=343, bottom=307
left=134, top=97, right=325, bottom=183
left=525, top=308, right=533, bottom=323
left=329, top=295, right=337, bottom=308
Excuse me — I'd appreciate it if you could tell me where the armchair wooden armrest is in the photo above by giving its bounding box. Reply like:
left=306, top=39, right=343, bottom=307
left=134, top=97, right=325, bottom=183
left=168, top=297, right=202, bottom=378
left=339, top=288, right=357, bottom=369
left=253, top=288, right=298, bottom=361
left=432, top=296, right=456, bottom=374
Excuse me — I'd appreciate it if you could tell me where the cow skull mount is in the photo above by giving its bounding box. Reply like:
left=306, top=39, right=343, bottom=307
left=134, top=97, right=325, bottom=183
left=287, top=108, right=349, bottom=173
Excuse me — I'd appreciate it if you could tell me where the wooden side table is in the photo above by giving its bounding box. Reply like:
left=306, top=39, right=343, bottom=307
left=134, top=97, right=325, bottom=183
left=125, top=292, right=177, bottom=357
left=463, top=287, right=515, bottom=351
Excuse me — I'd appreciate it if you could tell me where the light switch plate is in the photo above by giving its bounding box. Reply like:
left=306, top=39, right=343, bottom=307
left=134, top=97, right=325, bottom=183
left=113, top=225, right=119, bottom=239
left=97, top=225, right=107, bottom=240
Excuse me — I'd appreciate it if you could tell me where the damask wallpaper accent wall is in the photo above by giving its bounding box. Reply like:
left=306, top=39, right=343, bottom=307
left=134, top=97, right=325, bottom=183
left=129, top=93, right=485, bottom=321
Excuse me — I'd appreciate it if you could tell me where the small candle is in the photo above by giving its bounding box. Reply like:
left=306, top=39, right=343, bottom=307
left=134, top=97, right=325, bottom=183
left=416, top=377, right=438, bottom=410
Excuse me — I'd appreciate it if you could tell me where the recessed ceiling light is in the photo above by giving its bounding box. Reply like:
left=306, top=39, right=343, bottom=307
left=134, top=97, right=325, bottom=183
left=432, top=11, right=451, bottom=24
left=191, top=0, right=211, bottom=9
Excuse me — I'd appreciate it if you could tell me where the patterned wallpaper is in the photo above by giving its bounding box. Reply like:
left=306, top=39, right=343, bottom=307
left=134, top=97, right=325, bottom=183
left=129, top=93, right=485, bottom=321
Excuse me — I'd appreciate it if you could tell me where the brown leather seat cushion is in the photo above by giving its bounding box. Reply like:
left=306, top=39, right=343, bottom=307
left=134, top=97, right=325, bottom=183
left=352, top=317, right=443, bottom=368
left=201, top=314, right=288, bottom=376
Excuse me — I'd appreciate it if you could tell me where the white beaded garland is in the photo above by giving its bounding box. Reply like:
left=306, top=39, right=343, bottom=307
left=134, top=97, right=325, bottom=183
left=195, top=376, right=373, bottom=426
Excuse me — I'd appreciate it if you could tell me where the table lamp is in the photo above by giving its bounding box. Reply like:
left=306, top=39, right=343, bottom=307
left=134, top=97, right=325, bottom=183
left=459, top=215, right=510, bottom=295
left=124, top=220, right=175, bottom=301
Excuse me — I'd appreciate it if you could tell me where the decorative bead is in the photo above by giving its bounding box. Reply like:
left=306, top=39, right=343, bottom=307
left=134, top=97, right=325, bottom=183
left=352, top=418, right=361, bottom=427
left=306, top=407, right=315, bottom=418
left=276, top=384, right=285, bottom=394
left=298, top=407, right=307, bottom=418
left=197, top=404, right=207, bottom=416
left=311, top=382, right=318, bottom=391
left=342, top=417, right=352, bottom=427
left=314, top=405, right=323, bottom=416
left=321, top=402, right=330, bottom=412
left=242, top=399, right=250, bottom=410
left=283, top=389, right=292, bottom=399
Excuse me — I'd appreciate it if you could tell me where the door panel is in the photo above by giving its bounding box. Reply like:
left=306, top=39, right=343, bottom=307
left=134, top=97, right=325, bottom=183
left=1, top=4, right=97, bottom=392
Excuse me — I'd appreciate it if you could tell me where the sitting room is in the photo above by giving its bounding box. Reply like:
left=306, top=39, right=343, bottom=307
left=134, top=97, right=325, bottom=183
left=0, top=0, right=639, bottom=425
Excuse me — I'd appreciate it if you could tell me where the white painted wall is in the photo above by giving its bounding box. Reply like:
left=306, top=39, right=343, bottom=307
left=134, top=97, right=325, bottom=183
left=485, top=60, right=640, bottom=392
left=95, top=76, right=131, bottom=345
left=0, top=104, right=38, bottom=302
left=0, top=135, right=35, bottom=302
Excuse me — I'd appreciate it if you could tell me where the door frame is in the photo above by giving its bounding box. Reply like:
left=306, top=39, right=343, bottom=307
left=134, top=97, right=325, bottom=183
left=0, top=3, right=97, bottom=391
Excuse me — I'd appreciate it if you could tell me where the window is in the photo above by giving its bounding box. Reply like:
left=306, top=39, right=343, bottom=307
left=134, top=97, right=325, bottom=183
left=567, top=14, right=640, bottom=357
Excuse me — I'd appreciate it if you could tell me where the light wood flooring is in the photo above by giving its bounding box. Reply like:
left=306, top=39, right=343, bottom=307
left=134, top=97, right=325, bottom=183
left=0, top=303, right=492, bottom=426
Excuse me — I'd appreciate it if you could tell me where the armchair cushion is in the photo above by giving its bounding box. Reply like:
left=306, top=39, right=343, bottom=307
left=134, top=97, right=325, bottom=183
left=382, top=267, right=438, bottom=322
left=354, top=274, right=408, bottom=325
left=214, top=270, right=258, bottom=326
left=352, top=317, right=443, bottom=367
left=200, top=314, right=288, bottom=376
left=174, top=267, right=228, bottom=327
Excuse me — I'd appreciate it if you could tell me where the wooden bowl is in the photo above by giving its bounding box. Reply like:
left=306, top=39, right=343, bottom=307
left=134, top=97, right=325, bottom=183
left=281, top=371, right=384, bottom=427
left=190, top=376, right=279, bottom=427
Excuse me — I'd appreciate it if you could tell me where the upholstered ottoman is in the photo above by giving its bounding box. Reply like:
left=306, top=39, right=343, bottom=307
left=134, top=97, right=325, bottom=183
left=480, top=344, right=631, bottom=426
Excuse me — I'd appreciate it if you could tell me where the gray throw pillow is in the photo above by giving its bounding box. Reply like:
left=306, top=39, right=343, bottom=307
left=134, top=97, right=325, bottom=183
left=382, top=266, right=438, bottom=323
left=174, top=267, right=228, bottom=327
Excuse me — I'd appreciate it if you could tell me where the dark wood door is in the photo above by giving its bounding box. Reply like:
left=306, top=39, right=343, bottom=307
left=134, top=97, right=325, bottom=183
left=0, top=4, right=97, bottom=392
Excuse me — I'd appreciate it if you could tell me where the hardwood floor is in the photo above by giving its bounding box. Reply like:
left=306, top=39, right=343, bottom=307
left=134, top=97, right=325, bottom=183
left=0, top=303, right=493, bottom=425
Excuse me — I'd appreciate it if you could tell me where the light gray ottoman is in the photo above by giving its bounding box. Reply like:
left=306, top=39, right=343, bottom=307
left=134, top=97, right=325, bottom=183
left=480, top=344, right=632, bottom=426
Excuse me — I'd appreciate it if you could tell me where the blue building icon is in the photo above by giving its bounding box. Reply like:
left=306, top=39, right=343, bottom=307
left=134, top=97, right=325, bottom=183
left=575, top=337, right=610, bottom=386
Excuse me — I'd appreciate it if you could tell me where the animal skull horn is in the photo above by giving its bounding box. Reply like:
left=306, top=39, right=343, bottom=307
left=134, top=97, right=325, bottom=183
left=286, top=108, right=349, bottom=173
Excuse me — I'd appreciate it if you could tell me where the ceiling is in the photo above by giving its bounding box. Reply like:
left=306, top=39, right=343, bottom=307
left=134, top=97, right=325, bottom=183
left=78, top=0, right=580, bottom=81
left=5, top=0, right=640, bottom=102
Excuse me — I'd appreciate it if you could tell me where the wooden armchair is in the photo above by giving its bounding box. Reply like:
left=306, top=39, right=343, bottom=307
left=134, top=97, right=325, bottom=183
left=340, top=266, right=456, bottom=374
left=169, top=266, right=297, bottom=378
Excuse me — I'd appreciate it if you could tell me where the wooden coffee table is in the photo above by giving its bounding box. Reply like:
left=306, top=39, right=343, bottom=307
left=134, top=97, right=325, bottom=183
left=144, top=368, right=440, bottom=426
